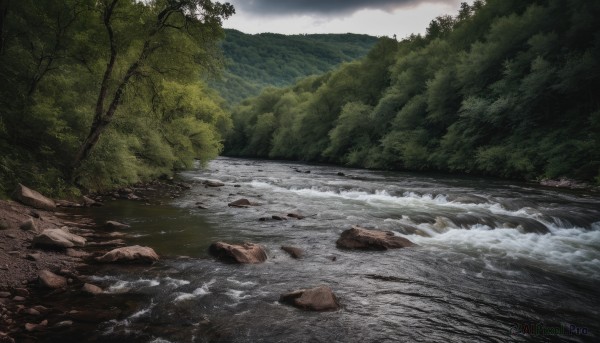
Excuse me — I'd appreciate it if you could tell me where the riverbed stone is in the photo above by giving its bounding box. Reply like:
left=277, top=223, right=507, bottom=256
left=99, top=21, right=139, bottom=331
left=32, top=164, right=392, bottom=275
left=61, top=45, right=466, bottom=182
left=281, top=246, right=303, bottom=259
left=33, top=229, right=86, bottom=249
left=81, top=283, right=103, bottom=295
left=336, top=226, right=415, bottom=250
left=279, top=285, right=339, bottom=311
left=204, top=180, right=224, bottom=187
left=209, top=242, right=267, bottom=264
left=19, top=218, right=38, bottom=232
left=12, top=184, right=56, bottom=211
left=38, top=270, right=67, bottom=289
left=95, top=245, right=159, bottom=264
left=228, top=199, right=252, bottom=208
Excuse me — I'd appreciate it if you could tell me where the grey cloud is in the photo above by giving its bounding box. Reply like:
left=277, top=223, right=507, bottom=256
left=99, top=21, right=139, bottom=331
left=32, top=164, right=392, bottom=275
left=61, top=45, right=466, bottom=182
left=227, top=0, right=459, bottom=16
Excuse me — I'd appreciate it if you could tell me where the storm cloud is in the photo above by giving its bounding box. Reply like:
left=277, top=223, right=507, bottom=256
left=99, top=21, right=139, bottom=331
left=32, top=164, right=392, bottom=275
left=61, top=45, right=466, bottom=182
left=227, top=0, right=460, bottom=16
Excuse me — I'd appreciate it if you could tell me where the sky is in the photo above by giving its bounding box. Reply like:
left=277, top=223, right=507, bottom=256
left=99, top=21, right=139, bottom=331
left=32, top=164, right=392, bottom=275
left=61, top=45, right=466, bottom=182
left=223, top=0, right=469, bottom=37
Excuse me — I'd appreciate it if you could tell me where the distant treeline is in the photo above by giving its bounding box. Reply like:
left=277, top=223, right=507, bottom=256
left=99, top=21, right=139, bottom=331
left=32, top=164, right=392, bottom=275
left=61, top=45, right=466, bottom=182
left=226, top=0, right=600, bottom=183
left=210, top=29, right=378, bottom=104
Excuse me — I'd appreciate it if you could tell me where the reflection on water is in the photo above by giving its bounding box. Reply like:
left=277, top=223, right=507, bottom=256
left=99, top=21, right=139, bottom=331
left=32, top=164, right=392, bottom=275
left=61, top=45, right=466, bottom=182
left=77, top=157, right=599, bottom=342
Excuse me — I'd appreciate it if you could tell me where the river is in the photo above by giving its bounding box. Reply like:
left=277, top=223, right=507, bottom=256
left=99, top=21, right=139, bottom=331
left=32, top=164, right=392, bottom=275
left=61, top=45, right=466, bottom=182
left=78, top=157, right=600, bottom=342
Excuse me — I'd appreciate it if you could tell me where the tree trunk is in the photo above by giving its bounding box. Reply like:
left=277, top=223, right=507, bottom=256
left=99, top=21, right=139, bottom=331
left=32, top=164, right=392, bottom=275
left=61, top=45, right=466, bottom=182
left=0, top=0, right=9, bottom=55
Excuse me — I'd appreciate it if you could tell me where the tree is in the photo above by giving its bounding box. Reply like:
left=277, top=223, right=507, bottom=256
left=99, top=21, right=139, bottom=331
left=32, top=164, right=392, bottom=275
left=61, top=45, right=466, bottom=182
left=71, top=0, right=234, bottom=180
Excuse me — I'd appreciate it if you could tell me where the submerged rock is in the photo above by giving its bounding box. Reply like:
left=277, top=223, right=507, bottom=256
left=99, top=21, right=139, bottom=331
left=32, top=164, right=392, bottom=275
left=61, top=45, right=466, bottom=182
left=204, top=180, right=225, bottom=187
left=81, top=283, right=103, bottom=295
left=33, top=229, right=86, bottom=249
left=95, top=245, right=159, bottom=264
left=209, top=242, right=267, bottom=264
left=38, top=270, right=67, bottom=289
left=279, top=285, right=339, bottom=311
left=336, top=226, right=415, bottom=250
left=228, top=198, right=252, bottom=208
left=12, top=184, right=56, bottom=211
left=104, top=220, right=130, bottom=230
left=281, top=246, right=303, bottom=259
left=287, top=213, right=305, bottom=220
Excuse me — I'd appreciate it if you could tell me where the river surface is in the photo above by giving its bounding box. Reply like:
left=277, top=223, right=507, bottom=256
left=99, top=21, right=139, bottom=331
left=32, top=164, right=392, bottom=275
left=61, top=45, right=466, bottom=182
left=82, top=157, right=599, bottom=342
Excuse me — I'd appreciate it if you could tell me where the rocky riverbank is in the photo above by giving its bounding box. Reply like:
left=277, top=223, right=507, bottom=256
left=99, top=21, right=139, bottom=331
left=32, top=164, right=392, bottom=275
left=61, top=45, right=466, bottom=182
left=0, top=180, right=190, bottom=342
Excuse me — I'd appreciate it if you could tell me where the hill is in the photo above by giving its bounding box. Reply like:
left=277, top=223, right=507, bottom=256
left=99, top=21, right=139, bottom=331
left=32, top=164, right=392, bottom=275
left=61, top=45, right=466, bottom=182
left=225, top=0, right=600, bottom=183
left=211, top=29, right=378, bottom=104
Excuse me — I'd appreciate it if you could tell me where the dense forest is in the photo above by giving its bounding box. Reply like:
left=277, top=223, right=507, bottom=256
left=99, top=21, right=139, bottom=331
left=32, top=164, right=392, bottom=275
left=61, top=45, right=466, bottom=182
left=226, top=0, right=600, bottom=184
left=0, top=0, right=234, bottom=196
left=211, top=29, right=378, bottom=104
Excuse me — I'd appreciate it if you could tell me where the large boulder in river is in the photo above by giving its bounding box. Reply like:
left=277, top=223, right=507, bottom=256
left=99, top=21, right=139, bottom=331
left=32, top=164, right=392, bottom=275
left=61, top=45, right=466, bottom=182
left=209, top=242, right=267, bottom=264
left=33, top=229, right=86, bottom=249
left=279, top=285, right=339, bottom=311
left=95, top=245, right=159, bottom=264
left=336, top=226, right=415, bottom=250
left=12, top=184, right=56, bottom=211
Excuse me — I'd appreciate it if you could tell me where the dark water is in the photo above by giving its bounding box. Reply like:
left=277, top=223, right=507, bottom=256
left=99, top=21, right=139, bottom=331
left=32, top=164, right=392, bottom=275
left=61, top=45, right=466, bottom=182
left=80, top=157, right=600, bottom=342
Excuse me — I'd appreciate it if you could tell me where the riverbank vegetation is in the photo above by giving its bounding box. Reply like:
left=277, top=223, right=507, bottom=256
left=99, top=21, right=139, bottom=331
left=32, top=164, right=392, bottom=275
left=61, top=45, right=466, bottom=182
left=226, top=0, right=600, bottom=184
left=0, top=0, right=234, bottom=197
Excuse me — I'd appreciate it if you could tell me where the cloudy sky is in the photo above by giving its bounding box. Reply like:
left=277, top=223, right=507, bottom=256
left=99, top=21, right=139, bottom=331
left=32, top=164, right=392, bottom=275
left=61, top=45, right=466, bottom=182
left=224, top=0, right=469, bottom=37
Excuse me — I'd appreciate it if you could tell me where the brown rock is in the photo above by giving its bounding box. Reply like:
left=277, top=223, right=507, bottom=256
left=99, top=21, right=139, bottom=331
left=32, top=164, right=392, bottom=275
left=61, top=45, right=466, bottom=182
left=26, top=253, right=42, bottom=261
left=38, top=270, right=67, bottom=289
left=0, top=292, right=10, bottom=298
left=287, top=213, right=305, bottom=220
left=33, top=229, right=86, bottom=249
left=279, top=285, right=339, bottom=311
left=82, top=196, right=101, bottom=207
left=87, top=239, right=126, bottom=247
left=272, top=215, right=287, bottom=221
left=281, top=246, right=303, bottom=259
left=12, top=184, right=56, bottom=211
left=81, top=283, right=103, bottom=295
left=24, top=308, right=41, bottom=316
left=228, top=199, right=251, bottom=208
left=95, top=245, right=159, bottom=264
left=204, top=180, right=224, bottom=187
left=12, top=296, right=25, bottom=302
left=19, top=218, right=38, bottom=232
left=209, top=242, right=267, bottom=264
left=336, top=226, right=415, bottom=250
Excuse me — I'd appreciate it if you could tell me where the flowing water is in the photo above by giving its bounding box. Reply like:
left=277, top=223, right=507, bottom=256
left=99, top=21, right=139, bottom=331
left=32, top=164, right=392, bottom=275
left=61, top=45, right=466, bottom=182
left=80, top=157, right=599, bottom=342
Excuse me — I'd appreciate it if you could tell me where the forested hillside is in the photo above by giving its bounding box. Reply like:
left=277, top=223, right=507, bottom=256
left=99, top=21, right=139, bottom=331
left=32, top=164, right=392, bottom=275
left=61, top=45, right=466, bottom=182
left=0, top=0, right=233, bottom=196
left=211, top=29, right=378, bottom=104
left=226, top=0, right=600, bottom=183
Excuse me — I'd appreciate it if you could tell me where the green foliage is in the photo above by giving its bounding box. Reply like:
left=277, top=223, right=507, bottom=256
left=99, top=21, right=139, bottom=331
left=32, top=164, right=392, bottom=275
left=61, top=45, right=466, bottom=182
left=211, top=29, right=378, bottom=104
left=226, top=0, right=600, bottom=184
left=0, top=0, right=232, bottom=195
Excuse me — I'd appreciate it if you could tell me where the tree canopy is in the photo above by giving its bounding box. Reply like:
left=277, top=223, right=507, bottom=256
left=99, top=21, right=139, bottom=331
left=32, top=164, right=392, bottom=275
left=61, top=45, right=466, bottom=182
left=0, top=0, right=234, bottom=196
left=225, top=0, right=600, bottom=184
left=210, top=29, right=378, bottom=104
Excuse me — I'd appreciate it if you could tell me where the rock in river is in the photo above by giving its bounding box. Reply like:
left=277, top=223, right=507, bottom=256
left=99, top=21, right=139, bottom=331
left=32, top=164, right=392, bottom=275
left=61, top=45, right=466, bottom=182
left=12, top=183, right=56, bottom=210
left=228, top=198, right=252, bottom=208
left=104, top=220, right=130, bottom=230
left=279, top=285, right=340, bottom=311
left=209, top=242, right=267, bottom=264
left=281, top=246, right=303, bottom=259
left=204, top=180, right=225, bottom=187
left=33, top=229, right=86, bottom=249
left=336, top=226, right=415, bottom=250
left=95, top=245, right=159, bottom=264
